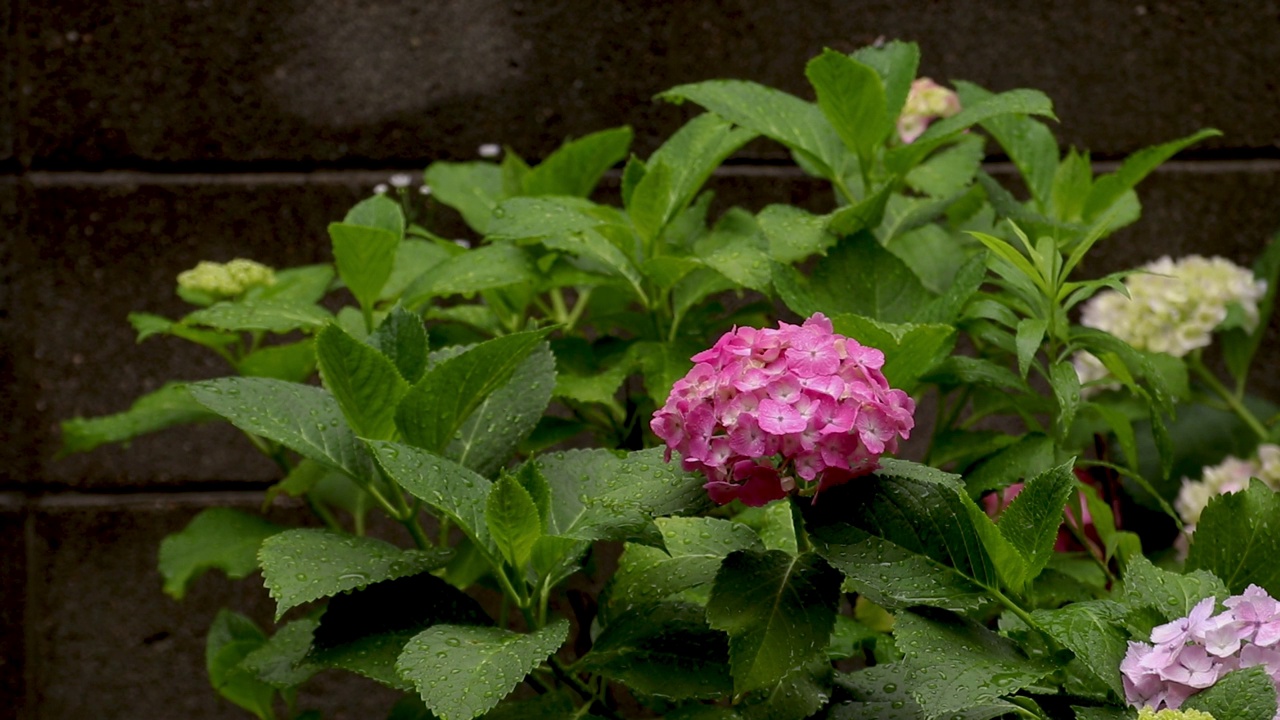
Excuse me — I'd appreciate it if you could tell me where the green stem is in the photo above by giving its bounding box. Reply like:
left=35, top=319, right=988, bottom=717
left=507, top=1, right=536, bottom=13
left=549, top=288, right=570, bottom=324
left=548, top=657, right=622, bottom=720
left=1191, top=356, right=1269, bottom=442
left=304, top=495, right=344, bottom=533
left=564, top=288, right=592, bottom=334
left=1076, top=458, right=1183, bottom=529
left=402, top=514, right=432, bottom=550
left=989, top=586, right=1041, bottom=634
left=361, top=303, right=375, bottom=335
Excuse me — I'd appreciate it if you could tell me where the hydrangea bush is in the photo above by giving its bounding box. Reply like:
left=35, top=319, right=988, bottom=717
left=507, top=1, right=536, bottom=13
left=59, top=41, right=1280, bottom=720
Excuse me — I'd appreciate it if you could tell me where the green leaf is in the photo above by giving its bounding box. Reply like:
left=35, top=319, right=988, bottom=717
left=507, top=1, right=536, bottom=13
left=995, top=461, right=1077, bottom=587
left=1051, top=149, right=1095, bottom=223
left=738, top=656, right=833, bottom=720
left=904, top=135, right=985, bottom=198
left=708, top=550, right=841, bottom=694
left=535, top=447, right=709, bottom=542
left=238, top=339, right=317, bottom=382
left=397, top=619, right=569, bottom=720
left=1187, top=479, right=1280, bottom=596
left=582, top=602, right=732, bottom=700
left=317, top=323, right=410, bottom=439
left=1118, top=554, right=1226, bottom=625
left=609, top=517, right=764, bottom=616
left=926, top=356, right=1031, bottom=394
left=806, top=460, right=998, bottom=611
left=368, top=306, right=429, bottom=384
left=916, top=250, right=988, bottom=324
left=777, top=233, right=933, bottom=323
left=694, top=208, right=774, bottom=293
left=381, top=240, right=456, bottom=302
left=1050, top=360, right=1082, bottom=442
left=964, top=434, right=1056, bottom=495
left=182, top=299, right=332, bottom=333
left=59, top=382, right=218, bottom=456
left=396, top=328, right=554, bottom=453
left=423, top=161, right=504, bottom=234
left=370, top=442, right=495, bottom=558
left=757, top=204, right=837, bottom=264
left=733, top=499, right=799, bottom=555
left=1183, top=666, right=1278, bottom=720
left=206, top=610, right=275, bottom=720
left=659, top=80, right=847, bottom=180
left=829, top=314, right=956, bottom=393
left=189, top=377, right=380, bottom=487
left=523, top=126, right=633, bottom=197
left=259, top=529, right=452, bottom=620
left=158, top=508, right=283, bottom=599
left=485, top=474, right=542, bottom=569
left=403, top=243, right=538, bottom=308
left=630, top=113, right=757, bottom=239
left=240, top=617, right=323, bottom=689
left=806, top=49, right=886, bottom=162
left=1031, top=600, right=1127, bottom=699
left=635, top=339, right=701, bottom=406
left=331, top=196, right=404, bottom=312
left=1083, top=129, right=1221, bottom=221
left=888, top=88, right=1057, bottom=173
left=955, top=81, right=1060, bottom=208
left=1014, top=318, right=1047, bottom=378
left=1223, top=234, right=1280, bottom=385
left=447, top=342, right=556, bottom=478
left=894, top=609, right=1053, bottom=718
left=308, top=572, right=491, bottom=690
left=257, top=264, right=335, bottom=304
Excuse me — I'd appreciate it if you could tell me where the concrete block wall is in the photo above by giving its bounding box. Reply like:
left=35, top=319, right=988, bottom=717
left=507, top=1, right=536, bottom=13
left=6, top=1, right=1280, bottom=717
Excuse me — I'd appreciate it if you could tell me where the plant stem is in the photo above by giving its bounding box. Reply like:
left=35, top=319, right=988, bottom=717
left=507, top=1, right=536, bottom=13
left=548, top=657, right=623, bottom=720
left=989, top=586, right=1041, bottom=635
left=1190, top=355, right=1269, bottom=442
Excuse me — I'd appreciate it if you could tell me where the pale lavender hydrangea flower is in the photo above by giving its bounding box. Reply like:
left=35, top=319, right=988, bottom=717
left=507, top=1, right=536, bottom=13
left=1122, top=586, right=1280, bottom=717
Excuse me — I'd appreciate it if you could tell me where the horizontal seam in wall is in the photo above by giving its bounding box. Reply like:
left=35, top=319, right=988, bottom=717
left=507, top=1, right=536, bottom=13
left=2, top=158, right=1280, bottom=188
left=25, top=489, right=272, bottom=509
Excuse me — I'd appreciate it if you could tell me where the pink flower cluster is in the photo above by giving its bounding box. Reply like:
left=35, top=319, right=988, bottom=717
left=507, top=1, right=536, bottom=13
left=650, top=313, right=915, bottom=506
left=1123, top=586, right=1280, bottom=717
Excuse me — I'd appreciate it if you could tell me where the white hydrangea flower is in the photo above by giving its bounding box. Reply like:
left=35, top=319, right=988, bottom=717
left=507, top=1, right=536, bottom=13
left=1073, top=255, right=1265, bottom=392
left=1176, top=443, right=1280, bottom=530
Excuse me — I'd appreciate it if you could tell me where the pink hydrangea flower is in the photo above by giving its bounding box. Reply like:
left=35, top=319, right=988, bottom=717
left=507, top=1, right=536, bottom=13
left=650, top=313, right=915, bottom=506
left=1122, top=586, right=1280, bottom=718
left=897, top=78, right=962, bottom=143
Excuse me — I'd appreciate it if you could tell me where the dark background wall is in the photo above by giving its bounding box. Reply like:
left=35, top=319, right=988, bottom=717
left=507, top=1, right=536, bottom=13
left=5, top=1, right=1280, bottom=717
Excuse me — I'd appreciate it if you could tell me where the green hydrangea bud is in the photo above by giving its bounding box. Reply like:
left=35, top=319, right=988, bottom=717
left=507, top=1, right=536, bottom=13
left=176, top=258, right=276, bottom=301
left=1137, top=707, right=1215, bottom=720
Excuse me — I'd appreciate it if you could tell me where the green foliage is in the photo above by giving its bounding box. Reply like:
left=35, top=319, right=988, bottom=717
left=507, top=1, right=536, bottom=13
left=60, top=382, right=217, bottom=456
left=1187, top=479, right=1280, bottom=596
left=158, top=508, right=283, bottom=599
left=1183, top=666, right=1278, bottom=720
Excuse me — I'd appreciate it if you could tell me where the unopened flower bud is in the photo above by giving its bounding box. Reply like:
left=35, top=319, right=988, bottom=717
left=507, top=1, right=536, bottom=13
left=176, top=258, right=276, bottom=300
left=897, top=78, right=962, bottom=144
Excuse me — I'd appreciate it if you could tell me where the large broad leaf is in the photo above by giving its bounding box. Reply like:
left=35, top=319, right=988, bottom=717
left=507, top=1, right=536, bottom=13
left=401, top=243, right=538, bottom=309
left=396, top=328, right=554, bottom=454
left=805, top=49, right=886, bottom=163
left=1030, top=600, right=1127, bottom=699
left=158, top=508, right=284, bottom=599
left=829, top=314, right=955, bottom=393
left=534, top=447, right=709, bottom=542
left=446, top=342, right=555, bottom=477
left=1183, top=666, right=1278, bottom=720
left=237, top=339, right=317, bottom=382
left=608, top=517, right=764, bottom=617
left=330, top=195, right=404, bottom=312
left=308, top=572, right=491, bottom=690
left=423, top=161, right=504, bottom=234
left=903, top=136, right=985, bottom=199
left=693, top=208, right=774, bottom=293
left=1082, top=128, right=1221, bottom=221
left=256, top=264, right=335, bottom=304
left=370, top=442, right=495, bottom=558
left=316, top=323, right=410, bottom=440
left=757, top=204, right=838, bottom=264
left=485, top=474, right=542, bottom=569
left=851, top=40, right=920, bottom=132
left=630, top=113, right=757, bottom=241
left=806, top=460, right=998, bottom=611
left=206, top=610, right=275, bottom=720
left=258, top=529, right=452, bottom=620
left=189, top=377, right=380, bottom=486
left=707, top=549, right=842, bottom=694
left=582, top=602, right=732, bottom=700
left=659, top=80, right=847, bottom=180
left=895, top=609, right=1053, bottom=718
left=1116, top=555, right=1226, bottom=633
left=381, top=239, right=457, bottom=302
left=738, top=656, right=833, bottom=720
left=831, top=664, right=1025, bottom=720
left=523, top=126, right=633, bottom=197
left=59, top=382, right=218, bottom=456
left=1223, top=235, right=1280, bottom=384
left=1186, top=479, right=1280, bottom=596
left=397, top=619, right=569, bottom=720
left=776, top=233, right=933, bottom=323
left=182, top=299, right=333, bottom=334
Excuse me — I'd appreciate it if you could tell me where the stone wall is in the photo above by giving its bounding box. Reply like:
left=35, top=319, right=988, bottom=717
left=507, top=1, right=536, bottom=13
left=6, top=1, right=1280, bottom=717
